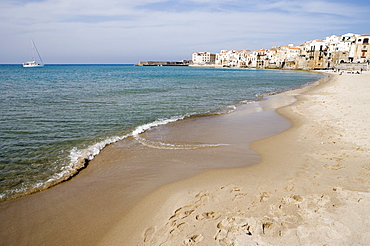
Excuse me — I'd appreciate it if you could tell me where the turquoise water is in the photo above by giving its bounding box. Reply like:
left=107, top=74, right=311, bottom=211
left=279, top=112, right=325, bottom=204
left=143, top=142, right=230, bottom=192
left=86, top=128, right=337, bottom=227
left=0, top=65, right=325, bottom=200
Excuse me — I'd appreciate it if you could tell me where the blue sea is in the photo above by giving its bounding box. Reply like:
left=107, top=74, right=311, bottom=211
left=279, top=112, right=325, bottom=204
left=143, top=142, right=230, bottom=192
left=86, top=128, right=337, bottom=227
left=0, top=65, right=325, bottom=200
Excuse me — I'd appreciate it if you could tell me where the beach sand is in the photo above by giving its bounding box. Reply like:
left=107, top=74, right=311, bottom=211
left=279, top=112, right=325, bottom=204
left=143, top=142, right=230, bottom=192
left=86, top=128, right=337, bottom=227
left=101, top=71, right=370, bottom=245
left=0, top=72, right=297, bottom=245
left=1, top=71, right=369, bottom=245
left=0, top=71, right=295, bottom=245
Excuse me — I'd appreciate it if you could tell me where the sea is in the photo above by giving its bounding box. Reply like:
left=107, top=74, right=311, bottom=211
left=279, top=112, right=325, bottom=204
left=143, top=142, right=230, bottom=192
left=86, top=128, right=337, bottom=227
left=0, top=64, right=325, bottom=201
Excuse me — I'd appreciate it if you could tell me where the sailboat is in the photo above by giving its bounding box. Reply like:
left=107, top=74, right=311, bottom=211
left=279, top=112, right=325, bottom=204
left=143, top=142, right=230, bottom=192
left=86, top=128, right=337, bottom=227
left=23, top=39, right=44, bottom=68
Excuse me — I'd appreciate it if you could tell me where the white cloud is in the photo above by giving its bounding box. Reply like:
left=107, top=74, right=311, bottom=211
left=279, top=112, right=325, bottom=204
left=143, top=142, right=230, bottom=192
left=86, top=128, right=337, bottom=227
left=261, top=0, right=362, bottom=17
left=0, top=0, right=369, bottom=63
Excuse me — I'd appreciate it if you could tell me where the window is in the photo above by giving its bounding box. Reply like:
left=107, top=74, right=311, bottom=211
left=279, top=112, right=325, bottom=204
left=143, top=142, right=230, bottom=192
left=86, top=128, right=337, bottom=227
left=364, top=38, right=369, bottom=44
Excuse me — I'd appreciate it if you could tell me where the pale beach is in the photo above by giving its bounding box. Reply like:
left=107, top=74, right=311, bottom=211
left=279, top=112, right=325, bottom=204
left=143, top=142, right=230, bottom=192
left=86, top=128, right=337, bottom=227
left=102, top=71, right=370, bottom=245
left=0, top=70, right=369, bottom=245
left=2, top=0, right=370, bottom=244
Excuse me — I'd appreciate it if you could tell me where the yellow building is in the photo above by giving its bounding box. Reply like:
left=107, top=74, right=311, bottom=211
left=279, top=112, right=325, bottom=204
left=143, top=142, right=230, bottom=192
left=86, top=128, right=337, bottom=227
left=354, top=35, right=370, bottom=63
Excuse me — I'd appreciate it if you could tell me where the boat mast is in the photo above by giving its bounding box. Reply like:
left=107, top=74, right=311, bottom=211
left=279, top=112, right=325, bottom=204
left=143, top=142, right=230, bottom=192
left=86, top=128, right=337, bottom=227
left=31, top=39, right=36, bottom=62
left=31, top=38, right=43, bottom=65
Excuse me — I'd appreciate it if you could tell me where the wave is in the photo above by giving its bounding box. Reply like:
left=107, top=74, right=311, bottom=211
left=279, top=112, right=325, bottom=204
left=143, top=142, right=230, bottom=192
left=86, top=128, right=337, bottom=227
left=131, top=114, right=229, bottom=150
left=135, top=135, right=228, bottom=150
left=0, top=134, right=131, bottom=201
left=0, top=115, right=191, bottom=201
left=0, top=101, right=261, bottom=201
left=132, top=116, right=187, bottom=136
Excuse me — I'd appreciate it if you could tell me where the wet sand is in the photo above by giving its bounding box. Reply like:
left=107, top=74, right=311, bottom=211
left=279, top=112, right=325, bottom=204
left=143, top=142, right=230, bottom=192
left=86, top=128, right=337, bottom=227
left=0, top=80, right=300, bottom=245
left=101, top=71, right=370, bottom=245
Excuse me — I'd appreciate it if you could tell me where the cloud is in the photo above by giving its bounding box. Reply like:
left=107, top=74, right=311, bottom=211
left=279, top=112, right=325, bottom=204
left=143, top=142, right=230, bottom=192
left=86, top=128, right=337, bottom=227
left=0, top=0, right=369, bottom=63
left=259, top=0, right=364, bottom=17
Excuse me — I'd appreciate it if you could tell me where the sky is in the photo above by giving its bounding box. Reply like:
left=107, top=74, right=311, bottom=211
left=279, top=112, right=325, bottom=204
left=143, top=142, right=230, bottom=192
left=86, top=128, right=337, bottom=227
left=1, top=0, right=369, bottom=64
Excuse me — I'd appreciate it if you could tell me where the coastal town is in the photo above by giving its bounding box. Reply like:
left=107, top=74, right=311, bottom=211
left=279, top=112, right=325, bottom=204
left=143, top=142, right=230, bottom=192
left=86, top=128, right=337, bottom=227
left=191, top=33, right=370, bottom=71
left=136, top=33, right=369, bottom=71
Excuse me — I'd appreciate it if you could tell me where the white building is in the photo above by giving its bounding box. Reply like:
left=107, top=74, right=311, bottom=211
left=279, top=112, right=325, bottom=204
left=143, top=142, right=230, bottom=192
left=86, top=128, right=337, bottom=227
left=215, top=50, right=238, bottom=67
left=192, top=52, right=216, bottom=65
left=354, top=35, right=370, bottom=63
left=277, top=45, right=301, bottom=68
left=192, top=32, right=370, bottom=70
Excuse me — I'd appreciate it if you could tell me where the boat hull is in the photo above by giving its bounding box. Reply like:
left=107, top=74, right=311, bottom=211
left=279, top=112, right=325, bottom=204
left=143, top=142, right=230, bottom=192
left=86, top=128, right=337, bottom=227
left=22, top=64, right=44, bottom=68
left=22, top=61, right=44, bottom=68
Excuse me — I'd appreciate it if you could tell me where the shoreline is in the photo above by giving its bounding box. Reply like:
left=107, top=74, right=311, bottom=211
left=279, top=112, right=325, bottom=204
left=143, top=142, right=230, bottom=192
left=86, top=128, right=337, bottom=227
left=101, top=71, right=370, bottom=245
left=0, top=67, right=323, bottom=203
left=0, top=72, right=310, bottom=245
left=1, top=70, right=368, bottom=245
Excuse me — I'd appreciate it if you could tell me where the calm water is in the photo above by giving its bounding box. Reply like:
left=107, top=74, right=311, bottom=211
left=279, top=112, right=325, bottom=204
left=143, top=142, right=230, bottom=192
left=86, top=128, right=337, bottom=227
left=0, top=65, right=324, bottom=200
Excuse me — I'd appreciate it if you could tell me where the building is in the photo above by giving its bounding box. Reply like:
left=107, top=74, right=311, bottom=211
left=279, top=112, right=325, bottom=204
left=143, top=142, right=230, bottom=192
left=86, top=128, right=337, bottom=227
left=215, top=50, right=252, bottom=67
left=192, top=52, right=216, bottom=65
left=354, top=35, right=370, bottom=63
left=191, top=33, right=370, bottom=70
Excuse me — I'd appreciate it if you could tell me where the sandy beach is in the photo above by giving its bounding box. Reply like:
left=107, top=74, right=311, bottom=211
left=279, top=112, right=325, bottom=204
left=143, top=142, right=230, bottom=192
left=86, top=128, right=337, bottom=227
left=1, top=70, right=369, bottom=245
left=102, top=71, right=370, bottom=245
left=0, top=79, right=295, bottom=246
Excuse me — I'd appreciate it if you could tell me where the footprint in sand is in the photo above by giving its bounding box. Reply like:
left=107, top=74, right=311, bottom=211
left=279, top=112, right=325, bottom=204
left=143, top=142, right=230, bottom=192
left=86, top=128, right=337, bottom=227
left=324, top=163, right=345, bottom=170
left=195, top=211, right=221, bottom=220
left=143, top=226, right=156, bottom=242
left=362, top=163, right=370, bottom=171
left=233, top=193, right=249, bottom=200
left=169, top=208, right=195, bottom=220
left=193, top=191, right=211, bottom=206
left=184, top=234, right=204, bottom=245
left=258, top=192, right=270, bottom=202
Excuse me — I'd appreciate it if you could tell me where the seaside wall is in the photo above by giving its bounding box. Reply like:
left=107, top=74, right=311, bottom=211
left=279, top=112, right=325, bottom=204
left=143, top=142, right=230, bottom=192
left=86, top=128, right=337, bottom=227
left=135, top=60, right=192, bottom=66
left=334, top=63, right=368, bottom=71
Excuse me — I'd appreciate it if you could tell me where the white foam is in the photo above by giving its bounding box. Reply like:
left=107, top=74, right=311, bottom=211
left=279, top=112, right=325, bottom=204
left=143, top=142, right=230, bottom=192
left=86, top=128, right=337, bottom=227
left=62, top=134, right=131, bottom=175
left=0, top=115, right=206, bottom=201
left=135, top=136, right=228, bottom=150
left=131, top=115, right=229, bottom=150
left=56, top=116, right=188, bottom=181
left=132, top=116, right=186, bottom=137
left=0, top=134, right=132, bottom=201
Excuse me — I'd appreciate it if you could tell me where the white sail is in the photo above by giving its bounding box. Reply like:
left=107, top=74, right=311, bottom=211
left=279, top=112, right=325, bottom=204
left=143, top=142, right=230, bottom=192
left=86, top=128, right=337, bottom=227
left=23, top=39, right=44, bottom=68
